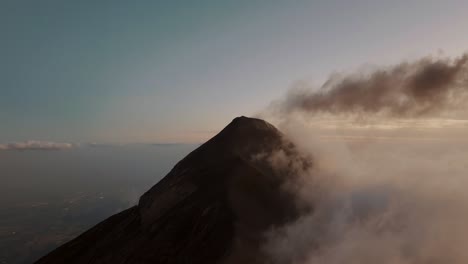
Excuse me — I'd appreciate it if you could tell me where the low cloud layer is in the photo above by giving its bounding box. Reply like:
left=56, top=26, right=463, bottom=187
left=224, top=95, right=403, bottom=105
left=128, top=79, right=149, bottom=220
left=259, top=121, right=468, bottom=264
left=0, top=140, right=75, bottom=151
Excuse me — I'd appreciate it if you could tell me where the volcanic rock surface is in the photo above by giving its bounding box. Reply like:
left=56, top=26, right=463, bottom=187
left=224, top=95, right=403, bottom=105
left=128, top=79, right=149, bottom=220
left=36, top=116, right=310, bottom=264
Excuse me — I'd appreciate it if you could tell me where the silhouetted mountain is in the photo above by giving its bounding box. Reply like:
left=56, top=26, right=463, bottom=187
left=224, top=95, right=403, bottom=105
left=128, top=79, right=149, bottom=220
left=35, top=116, right=310, bottom=264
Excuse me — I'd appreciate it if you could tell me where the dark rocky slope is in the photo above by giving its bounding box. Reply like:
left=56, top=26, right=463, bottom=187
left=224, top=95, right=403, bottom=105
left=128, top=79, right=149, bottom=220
left=35, top=116, right=310, bottom=264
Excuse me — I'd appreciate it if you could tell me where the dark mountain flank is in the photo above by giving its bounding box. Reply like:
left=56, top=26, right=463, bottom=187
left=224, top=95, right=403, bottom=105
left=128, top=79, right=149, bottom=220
left=35, top=116, right=311, bottom=264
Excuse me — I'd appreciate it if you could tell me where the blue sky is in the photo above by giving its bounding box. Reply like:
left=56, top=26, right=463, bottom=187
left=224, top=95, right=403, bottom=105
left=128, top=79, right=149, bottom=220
left=2, top=0, right=468, bottom=143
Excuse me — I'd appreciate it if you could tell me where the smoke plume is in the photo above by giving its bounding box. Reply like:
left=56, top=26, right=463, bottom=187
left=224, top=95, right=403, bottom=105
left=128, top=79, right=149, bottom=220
left=273, top=54, right=468, bottom=118
left=259, top=53, right=468, bottom=264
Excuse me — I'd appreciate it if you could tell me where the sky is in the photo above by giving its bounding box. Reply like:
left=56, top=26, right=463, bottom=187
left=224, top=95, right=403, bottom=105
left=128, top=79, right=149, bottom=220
left=2, top=0, right=468, bottom=143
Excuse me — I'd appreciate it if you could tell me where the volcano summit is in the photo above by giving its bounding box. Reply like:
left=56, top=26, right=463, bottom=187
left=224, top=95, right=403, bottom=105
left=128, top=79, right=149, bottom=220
left=36, top=116, right=310, bottom=264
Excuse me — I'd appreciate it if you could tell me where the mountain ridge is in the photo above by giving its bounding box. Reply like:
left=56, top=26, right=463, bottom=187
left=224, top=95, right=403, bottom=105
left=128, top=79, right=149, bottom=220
left=35, top=116, right=309, bottom=264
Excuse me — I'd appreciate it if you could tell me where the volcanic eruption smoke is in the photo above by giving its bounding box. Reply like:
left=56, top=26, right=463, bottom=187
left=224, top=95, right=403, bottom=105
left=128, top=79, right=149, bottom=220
left=275, top=54, right=468, bottom=118
left=260, top=54, right=468, bottom=264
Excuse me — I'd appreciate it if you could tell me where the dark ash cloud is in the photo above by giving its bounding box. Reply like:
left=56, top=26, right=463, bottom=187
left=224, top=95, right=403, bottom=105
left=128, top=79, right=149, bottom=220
left=277, top=54, right=468, bottom=117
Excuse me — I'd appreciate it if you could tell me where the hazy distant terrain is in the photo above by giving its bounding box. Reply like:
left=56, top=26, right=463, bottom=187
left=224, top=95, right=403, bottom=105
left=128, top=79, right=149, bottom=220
left=0, top=144, right=196, bottom=264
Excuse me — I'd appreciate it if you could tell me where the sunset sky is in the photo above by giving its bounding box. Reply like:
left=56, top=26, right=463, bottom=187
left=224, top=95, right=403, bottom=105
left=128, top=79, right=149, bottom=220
left=2, top=0, right=468, bottom=143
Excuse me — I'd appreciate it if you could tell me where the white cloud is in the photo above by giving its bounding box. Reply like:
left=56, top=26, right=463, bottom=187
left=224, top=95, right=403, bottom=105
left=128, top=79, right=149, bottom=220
left=260, top=117, right=468, bottom=264
left=0, top=140, right=75, bottom=151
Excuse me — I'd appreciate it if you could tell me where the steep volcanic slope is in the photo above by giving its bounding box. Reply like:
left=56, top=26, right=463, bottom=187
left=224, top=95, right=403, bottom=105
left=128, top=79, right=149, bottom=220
left=35, top=116, right=310, bottom=264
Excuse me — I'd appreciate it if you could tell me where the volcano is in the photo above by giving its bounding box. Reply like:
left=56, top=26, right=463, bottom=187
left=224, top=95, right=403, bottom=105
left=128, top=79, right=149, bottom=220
left=36, top=116, right=310, bottom=264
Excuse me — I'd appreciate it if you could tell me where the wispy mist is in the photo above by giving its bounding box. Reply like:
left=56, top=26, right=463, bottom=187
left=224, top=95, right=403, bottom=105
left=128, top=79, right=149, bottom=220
left=0, top=141, right=75, bottom=151
left=259, top=53, right=468, bottom=264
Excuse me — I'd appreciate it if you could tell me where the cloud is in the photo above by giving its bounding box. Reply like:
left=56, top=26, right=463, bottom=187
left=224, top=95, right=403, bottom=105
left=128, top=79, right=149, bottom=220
left=269, top=54, right=468, bottom=119
left=86, top=142, right=122, bottom=148
left=260, top=119, right=468, bottom=264
left=0, top=140, right=75, bottom=151
left=258, top=52, right=468, bottom=264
